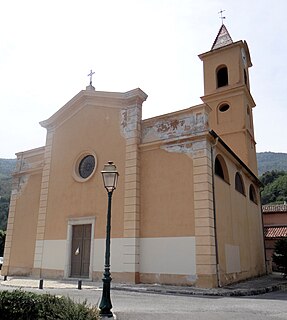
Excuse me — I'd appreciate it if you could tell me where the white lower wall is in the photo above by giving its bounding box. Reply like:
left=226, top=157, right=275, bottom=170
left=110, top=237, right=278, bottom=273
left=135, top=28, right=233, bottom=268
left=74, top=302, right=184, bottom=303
left=42, top=240, right=67, bottom=270
left=93, top=238, right=124, bottom=272
left=140, top=237, right=196, bottom=275
left=41, top=239, right=124, bottom=272
left=40, top=236, right=196, bottom=276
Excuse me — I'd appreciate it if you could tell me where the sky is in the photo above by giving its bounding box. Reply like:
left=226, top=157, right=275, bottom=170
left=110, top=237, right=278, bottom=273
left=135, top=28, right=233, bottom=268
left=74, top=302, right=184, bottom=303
left=1, top=0, right=287, bottom=159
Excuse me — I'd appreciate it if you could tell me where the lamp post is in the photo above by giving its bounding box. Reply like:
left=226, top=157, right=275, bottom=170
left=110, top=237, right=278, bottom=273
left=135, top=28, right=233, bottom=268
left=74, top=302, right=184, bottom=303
left=99, top=161, right=119, bottom=318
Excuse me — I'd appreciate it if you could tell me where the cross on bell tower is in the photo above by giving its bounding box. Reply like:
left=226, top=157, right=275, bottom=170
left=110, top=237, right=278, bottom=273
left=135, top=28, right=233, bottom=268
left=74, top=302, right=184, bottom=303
left=218, top=9, right=226, bottom=24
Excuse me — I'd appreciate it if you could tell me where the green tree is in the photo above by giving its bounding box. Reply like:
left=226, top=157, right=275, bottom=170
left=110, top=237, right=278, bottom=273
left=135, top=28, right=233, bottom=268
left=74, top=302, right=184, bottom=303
left=260, top=171, right=287, bottom=205
left=260, top=170, right=285, bottom=187
left=272, top=238, right=287, bottom=277
left=0, top=196, right=9, bottom=230
left=0, top=230, right=6, bottom=256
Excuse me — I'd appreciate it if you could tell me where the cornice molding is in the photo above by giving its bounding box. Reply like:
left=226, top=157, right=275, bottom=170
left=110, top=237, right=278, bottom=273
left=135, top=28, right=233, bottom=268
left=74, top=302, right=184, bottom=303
left=201, top=84, right=256, bottom=108
left=40, top=88, right=148, bottom=130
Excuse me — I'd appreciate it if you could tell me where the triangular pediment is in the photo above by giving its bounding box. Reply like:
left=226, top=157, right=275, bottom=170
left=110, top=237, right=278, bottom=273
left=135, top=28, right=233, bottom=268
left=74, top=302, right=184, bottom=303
left=211, top=24, right=233, bottom=50
left=40, top=88, right=148, bottom=130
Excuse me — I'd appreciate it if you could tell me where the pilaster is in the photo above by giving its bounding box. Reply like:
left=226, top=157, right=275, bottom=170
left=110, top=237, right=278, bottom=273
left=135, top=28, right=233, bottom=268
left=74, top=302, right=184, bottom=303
left=1, top=178, right=18, bottom=275
left=32, top=128, right=54, bottom=277
left=192, top=140, right=217, bottom=288
left=121, top=105, right=142, bottom=283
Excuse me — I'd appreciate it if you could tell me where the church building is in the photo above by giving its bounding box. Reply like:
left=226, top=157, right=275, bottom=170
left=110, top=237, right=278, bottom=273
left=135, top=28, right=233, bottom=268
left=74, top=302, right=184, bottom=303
left=2, top=25, right=266, bottom=288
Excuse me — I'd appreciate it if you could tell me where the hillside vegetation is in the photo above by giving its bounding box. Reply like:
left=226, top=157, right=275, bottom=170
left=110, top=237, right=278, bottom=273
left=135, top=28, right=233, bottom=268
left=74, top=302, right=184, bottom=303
left=257, top=152, right=287, bottom=175
left=257, top=152, right=287, bottom=205
left=260, top=170, right=287, bottom=205
left=0, top=159, right=16, bottom=230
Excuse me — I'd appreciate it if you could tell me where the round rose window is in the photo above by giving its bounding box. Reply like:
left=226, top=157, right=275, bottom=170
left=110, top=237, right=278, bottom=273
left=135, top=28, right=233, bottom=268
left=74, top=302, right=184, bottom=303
left=78, top=155, right=96, bottom=179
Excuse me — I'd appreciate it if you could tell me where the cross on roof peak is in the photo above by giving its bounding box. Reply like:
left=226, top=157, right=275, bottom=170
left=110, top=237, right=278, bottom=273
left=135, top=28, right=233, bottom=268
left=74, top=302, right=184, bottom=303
left=87, top=69, right=95, bottom=86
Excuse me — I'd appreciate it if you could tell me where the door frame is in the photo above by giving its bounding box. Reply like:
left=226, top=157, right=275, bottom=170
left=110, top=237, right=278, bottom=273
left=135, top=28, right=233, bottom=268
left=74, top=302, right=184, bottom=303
left=64, top=216, right=95, bottom=280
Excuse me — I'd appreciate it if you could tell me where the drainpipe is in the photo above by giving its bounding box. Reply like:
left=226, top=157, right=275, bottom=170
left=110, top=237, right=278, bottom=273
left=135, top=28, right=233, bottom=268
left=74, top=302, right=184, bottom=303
left=210, top=137, right=221, bottom=287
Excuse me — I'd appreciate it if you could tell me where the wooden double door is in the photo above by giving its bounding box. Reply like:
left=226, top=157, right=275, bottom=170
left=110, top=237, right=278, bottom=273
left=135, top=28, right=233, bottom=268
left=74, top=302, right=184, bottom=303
left=70, top=224, right=91, bottom=278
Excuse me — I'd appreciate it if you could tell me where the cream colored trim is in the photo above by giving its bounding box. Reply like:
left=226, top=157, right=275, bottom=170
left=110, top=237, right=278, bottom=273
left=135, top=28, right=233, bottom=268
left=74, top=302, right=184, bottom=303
left=201, top=84, right=255, bottom=108
left=140, top=132, right=208, bottom=152
left=122, top=104, right=142, bottom=276
left=40, top=88, right=147, bottom=129
left=13, top=163, right=44, bottom=176
left=192, top=139, right=217, bottom=276
left=33, top=129, right=54, bottom=275
left=15, top=146, right=45, bottom=158
left=64, top=216, right=96, bottom=280
left=1, top=180, right=18, bottom=274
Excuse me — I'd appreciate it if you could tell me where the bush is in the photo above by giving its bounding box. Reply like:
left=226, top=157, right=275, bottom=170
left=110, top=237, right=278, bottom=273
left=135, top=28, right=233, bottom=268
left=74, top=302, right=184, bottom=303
left=272, top=238, right=287, bottom=277
left=0, top=290, right=99, bottom=320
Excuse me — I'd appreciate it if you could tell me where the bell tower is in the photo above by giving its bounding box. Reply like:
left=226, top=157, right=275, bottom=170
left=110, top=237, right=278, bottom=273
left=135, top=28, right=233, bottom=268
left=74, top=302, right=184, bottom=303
left=199, top=24, right=258, bottom=174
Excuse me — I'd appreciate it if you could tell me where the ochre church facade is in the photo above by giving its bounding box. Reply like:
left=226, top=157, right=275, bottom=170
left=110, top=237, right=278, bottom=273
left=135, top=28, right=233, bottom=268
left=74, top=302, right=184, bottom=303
left=2, top=25, right=266, bottom=288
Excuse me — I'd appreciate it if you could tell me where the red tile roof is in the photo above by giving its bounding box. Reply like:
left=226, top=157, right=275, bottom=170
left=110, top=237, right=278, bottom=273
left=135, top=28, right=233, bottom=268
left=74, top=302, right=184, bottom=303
left=264, top=226, right=287, bottom=238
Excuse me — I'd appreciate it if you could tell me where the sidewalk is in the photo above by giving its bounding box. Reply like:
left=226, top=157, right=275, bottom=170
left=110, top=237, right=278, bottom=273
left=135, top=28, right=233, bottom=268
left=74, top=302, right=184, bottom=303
left=114, top=273, right=287, bottom=297
left=0, top=274, right=287, bottom=296
left=0, top=273, right=286, bottom=297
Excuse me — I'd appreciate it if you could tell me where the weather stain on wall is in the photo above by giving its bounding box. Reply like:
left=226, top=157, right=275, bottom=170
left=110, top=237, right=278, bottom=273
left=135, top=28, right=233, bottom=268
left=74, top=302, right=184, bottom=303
left=142, top=108, right=209, bottom=144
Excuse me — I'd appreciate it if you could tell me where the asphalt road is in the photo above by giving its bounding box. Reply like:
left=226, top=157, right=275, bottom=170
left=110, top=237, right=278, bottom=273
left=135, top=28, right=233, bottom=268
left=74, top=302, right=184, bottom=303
left=112, top=290, right=287, bottom=320
left=0, top=285, right=286, bottom=319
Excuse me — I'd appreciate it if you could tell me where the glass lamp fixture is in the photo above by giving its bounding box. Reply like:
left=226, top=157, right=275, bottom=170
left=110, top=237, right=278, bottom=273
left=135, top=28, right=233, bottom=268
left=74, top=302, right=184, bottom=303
left=101, top=161, right=119, bottom=193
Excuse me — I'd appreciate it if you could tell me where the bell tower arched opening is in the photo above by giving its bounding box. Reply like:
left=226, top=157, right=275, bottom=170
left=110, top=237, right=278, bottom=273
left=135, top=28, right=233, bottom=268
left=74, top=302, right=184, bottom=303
left=217, top=66, right=228, bottom=88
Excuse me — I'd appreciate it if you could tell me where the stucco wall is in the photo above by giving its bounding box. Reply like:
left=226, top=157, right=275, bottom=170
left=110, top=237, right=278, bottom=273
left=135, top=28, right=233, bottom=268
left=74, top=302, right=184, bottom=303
left=3, top=148, right=44, bottom=276
left=44, top=104, right=126, bottom=241
left=7, top=172, right=42, bottom=274
left=200, top=41, right=258, bottom=175
left=263, top=213, right=287, bottom=225
left=214, top=151, right=265, bottom=285
left=140, top=148, right=195, bottom=238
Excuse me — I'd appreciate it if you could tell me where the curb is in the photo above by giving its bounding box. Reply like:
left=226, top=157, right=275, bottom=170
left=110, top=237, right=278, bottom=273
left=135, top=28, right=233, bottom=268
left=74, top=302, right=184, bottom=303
left=112, top=282, right=287, bottom=297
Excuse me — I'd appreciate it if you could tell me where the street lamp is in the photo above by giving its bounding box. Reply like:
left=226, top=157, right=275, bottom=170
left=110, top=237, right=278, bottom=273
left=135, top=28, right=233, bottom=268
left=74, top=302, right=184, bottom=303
left=99, top=161, right=119, bottom=318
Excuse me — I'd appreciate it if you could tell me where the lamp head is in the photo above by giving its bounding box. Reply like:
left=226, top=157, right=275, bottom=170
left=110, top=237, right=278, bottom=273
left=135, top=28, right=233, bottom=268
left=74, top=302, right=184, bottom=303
left=101, top=161, right=119, bottom=193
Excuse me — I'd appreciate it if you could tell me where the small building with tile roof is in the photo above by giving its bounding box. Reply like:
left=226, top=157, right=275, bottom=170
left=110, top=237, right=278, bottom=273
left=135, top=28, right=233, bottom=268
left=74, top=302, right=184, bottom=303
left=263, top=204, right=287, bottom=269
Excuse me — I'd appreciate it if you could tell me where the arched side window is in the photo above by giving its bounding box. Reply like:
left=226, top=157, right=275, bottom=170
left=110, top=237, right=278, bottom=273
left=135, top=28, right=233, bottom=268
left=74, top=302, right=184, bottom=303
left=249, top=184, right=257, bottom=204
left=214, top=155, right=229, bottom=183
left=217, top=66, right=228, bottom=88
left=235, top=172, right=245, bottom=195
